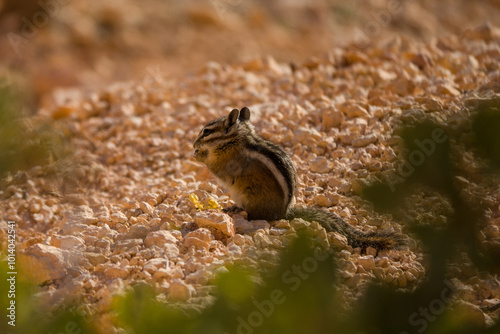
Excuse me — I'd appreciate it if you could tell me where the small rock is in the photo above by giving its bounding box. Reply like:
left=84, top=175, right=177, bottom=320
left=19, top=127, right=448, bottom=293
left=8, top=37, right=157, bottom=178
left=227, top=243, right=242, bottom=257
left=295, top=127, right=322, bottom=142
left=373, top=267, right=385, bottom=280
left=322, top=108, right=343, bottom=130
left=329, top=232, right=348, bottom=250
left=351, top=134, right=377, bottom=147
left=19, top=244, right=68, bottom=284
left=183, top=237, right=210, bottom=251
left=185, top=270, right=212, bottom=285
left=63, top=205, right=98, bottom=225
left=114, top=239, right=143, bottom=253
left=315, top=227, right=330, bottom=249
left=339, top=103, right=369, bottom=118
left=144, top=230, right=178, bottom=247
left=105, top=267, right=129, bottom=279
left=387, top=78, right=415, bottom=95
left=252, top=220, right=270, bottom=230
left=345, top=273, right=364, bottom=288
left=310, top=156, right=331, bottom=173
left=144, top=258, right=168, bottom=272
left=376, top=257, right=389, bottom=267
left=168, top=279, right=192, bottom=301
left=110, top=211, right=128, bottom=224
left=340, top=261, right=357, bottom=279
left=405, top=271, right=417, bottom=283
left=139, top=201, right=154, bottom=214
left=365, top=247, right=377, bottom=257
left=29, top=203, right=41, bottom=213
left=185, top=228, right=213, bottom=242
left=149, top=217, right=162, bottom=229
left=313, top=194, right=333, bottom=207
left=358, top=255, right=375, bottom=271
left=464, top=22, right=495, bottom=41
left=195, top=211, right=235, bottom=238
left=374, top=68, right=397, bottom=82
left=273, top=220, right=290, bottom=229
left=164, top=243, right=180, bottom=258
left=290, top=218, right=310, bottom=231
left=231, top=234, right=249, bottom=246
left=437, top=83, right=460, bottom=96
left=254, top=231, right=273, bottom=248
left=410, top=53, right=434, bottom=69
left=397, top=273, right=407, bottom=288
left=127, top=225, right=149, bottom=239
left=233, top=215, right=257, bottom=234
left=153, top=268, right=172, bottom=281
left=85, top=252, right=108, bottom=266
left=199, top=182, right=217, bottom=193
left=51, top=235, right=85, bottom=250
left=242, top=58, right=264, bottom=71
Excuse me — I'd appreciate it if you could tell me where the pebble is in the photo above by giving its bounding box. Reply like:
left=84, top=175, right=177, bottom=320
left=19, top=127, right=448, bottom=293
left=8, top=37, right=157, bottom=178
left=358, top=255, right=375, bottom=271
left=126, top=225, right=149, bottom=239
left=51, top=235, right=86, bottom=250
left=351, top=134, right=377, bottom=147
left=339, top=103, right=369, bottom=118
left=63, top=205, right=98, bottom=225
left=194, top=211, right=235, bottom=238
left=310, top=156, right=332, bottom=173
left=329, top=232, right=348, bottom=250
left=253, top=231, right=273, bottom=248
left=183, top=237, right=210, bottom=251
left=139, top=201, right=154, bottom=214
left=19, top=244, right=69, bottom=285
left=105, top=267, right=129, bottom=279
left=290, top=218, right=310, bottom=231
left=168, top=279, right=193, bottom=301
left=110, top=211, right=128, bottom=224
left=144, top=230, right=178, bottom=247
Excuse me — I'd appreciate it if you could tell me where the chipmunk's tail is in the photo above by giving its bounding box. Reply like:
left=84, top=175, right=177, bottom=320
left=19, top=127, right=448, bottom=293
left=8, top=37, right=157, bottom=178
left=286, top=206, right=407, bottom=250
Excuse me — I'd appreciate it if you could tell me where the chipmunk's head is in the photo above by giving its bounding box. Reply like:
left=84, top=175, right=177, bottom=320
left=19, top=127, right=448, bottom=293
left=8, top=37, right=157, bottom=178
left=193, top=107, right=252, bottom=163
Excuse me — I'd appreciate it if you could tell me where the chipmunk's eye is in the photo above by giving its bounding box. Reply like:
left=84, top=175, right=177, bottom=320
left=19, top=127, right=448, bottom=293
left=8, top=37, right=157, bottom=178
left=202, top=128, right=213, bottom=137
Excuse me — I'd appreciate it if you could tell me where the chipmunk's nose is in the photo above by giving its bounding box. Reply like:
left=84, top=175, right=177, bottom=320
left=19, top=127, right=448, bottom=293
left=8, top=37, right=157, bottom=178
left=193, top=149, right=206, bottom=162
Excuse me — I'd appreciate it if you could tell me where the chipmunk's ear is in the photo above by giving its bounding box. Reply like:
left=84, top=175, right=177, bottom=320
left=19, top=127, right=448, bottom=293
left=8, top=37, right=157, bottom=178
left=239, top=107, right=250, bottom=121
left=227, top=108, right=240, bottom=127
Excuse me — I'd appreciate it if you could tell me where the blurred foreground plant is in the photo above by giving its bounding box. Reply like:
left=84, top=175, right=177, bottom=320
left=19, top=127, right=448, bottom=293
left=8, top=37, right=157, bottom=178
left=0, top=85, right=64, bottom=175
left=114, top=231, right=338, bottom=334
left=354, top=98, right=500, bottom=334
left=0, top=259, right=94, bottom=334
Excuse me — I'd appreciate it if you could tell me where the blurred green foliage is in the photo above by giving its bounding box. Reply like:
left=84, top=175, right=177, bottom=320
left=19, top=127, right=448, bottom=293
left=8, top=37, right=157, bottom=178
left=472, top=98, right=500, bottom=170
left=356, top=100, right=500, bottom=333
left=0, top=260, right=93, bottom=334
left=115, top=232, right=338, bottom=334
left=0, top=84, right=68, bottom=177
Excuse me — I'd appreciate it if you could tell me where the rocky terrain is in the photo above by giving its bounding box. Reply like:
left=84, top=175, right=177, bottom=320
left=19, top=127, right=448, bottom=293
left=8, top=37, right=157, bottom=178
left=1, top=20, right=500, bottom=333
left=2, top=0, right=500, bottom=106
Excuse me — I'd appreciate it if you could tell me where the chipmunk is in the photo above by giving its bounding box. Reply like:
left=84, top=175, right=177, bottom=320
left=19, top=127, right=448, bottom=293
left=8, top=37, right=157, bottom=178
left=193, top=107, right=406, bottom=250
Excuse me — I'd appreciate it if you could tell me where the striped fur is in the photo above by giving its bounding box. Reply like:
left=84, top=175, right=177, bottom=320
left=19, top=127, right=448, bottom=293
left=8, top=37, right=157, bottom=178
left=193, top=107, right=406, bottom=250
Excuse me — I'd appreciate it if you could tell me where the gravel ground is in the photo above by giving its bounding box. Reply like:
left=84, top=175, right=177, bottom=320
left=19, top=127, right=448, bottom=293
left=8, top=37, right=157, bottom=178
left=1, top=23, right=500, bottom=333
left=2, top=0, right=500, bottom=106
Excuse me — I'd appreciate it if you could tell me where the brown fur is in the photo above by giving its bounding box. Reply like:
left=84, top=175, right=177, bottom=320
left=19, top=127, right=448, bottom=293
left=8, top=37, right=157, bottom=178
left=194, top=108, right=407, bottom=250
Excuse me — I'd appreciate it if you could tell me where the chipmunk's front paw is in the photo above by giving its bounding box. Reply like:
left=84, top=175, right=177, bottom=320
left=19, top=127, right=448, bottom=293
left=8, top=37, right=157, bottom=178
left=223, top=205, right=244, bottom=215
left=223, top=205, right=248, bottom=219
